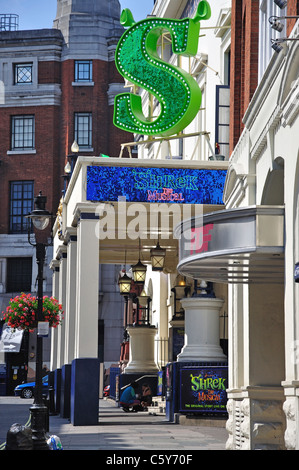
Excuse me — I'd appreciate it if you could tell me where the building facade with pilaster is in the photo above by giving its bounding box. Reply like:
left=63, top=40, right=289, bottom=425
left=177, top=0, right=299, bottom=450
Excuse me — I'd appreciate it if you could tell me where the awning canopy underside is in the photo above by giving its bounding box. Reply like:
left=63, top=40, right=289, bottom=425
left=176, top=205, right=285, bottom=284
left=178, top=250, right=284, bottom=284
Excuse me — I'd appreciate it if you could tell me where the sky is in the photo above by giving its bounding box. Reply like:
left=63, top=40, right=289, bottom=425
left=0, top=0, right=154, bottom=30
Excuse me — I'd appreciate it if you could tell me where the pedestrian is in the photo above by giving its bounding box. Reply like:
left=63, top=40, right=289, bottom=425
left=119, top=382, right=140, bottom=412
left=140, top=383, right=152, bottom=410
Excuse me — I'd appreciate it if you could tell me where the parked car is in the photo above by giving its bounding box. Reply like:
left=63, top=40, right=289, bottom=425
left=103, top=385, right=110, bottom=397
left=14, top=375, right=49, bottom=399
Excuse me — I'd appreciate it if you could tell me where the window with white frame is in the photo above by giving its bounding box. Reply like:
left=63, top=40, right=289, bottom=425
left=74, top=112, right=92, bottom=148
left=11, top=115, right=35, bottom=150
left=259, top=0, right=286, bottom=80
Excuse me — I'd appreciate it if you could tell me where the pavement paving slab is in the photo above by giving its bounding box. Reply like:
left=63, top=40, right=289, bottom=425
left=48, top=398, right=228, bottom=452
left=0, top=396, right=229, bottom=456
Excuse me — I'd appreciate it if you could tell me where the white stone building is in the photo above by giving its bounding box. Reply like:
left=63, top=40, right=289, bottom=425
left=177, top=0, right=299, bottom=450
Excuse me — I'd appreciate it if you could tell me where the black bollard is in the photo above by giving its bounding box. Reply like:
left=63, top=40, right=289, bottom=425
left=43, top=397, right=50, bottom=432
left=48, top=386, right=57, bottom=415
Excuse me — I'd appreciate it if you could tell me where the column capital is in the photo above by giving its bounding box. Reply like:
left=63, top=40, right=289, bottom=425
left=127, top=325, right=158, bottom=337
left=49, top=259, right=60, bottom=271
left=73, top=203, right=100, bottom=227
left=56, top=244, right=67, bottom=260
left=181, top=296, right=224, bottom=309
left=64, top=226, right=77, bottom=244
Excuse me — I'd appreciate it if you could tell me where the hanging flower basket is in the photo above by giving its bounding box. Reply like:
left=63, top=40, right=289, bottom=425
left=2, top=293, right=64, bottom=332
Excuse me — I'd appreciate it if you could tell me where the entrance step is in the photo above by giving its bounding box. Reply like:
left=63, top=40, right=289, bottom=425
left=148, top=396, right=166, bottom=415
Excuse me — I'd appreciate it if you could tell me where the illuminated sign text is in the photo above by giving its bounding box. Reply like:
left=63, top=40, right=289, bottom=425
left=86, top=165, right=226, bottom=205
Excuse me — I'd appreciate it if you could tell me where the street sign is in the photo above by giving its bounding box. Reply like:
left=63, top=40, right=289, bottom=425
left=0, top=324, right=24, bottom=353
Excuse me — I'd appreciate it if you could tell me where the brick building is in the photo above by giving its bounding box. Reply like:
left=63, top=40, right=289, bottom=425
left=0, top=0, right=130, bottom=387
left=230, top=0, right=299, bottom=151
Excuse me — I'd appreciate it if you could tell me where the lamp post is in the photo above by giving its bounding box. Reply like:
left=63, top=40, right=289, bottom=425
left=118, top=265, right=132, bottom=341
left=26, top=191, right=52, bottom=450
left=137, top=288, right=151, bottom=325
left=64, top=140, right=79, bottom=175
left=63, top=141, right=79, bottom=193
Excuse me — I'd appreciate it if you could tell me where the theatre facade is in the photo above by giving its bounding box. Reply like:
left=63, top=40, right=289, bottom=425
left=49, top=0, right=233, bottom=430
left=49, top=0, right=299, bottom=451
left=50, top=156, right=229, bottom=413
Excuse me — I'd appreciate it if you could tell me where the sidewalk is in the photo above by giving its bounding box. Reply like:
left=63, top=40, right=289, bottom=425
left=48, top=398, right=228, bottom=451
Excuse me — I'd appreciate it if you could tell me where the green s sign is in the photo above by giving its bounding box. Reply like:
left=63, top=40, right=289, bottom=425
left=114, top=1, right=211, bottom=137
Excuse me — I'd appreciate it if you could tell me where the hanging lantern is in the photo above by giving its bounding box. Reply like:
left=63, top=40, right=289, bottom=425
left=132, top=260, right=147, bottom=283
left=118, top=271, right=132, bottom=295
left=132, top=238, right=147, bottom=283
left=150, top=241, right=166, bottom=271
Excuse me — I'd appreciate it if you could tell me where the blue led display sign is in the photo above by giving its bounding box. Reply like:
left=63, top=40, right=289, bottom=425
left=86, top=166, right=226, bottom=205
left=179, top=366, right=228, bottom=414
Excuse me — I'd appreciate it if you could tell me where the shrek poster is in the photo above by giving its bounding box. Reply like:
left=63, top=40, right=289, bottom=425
left=180, top=366, right=228, bottom=414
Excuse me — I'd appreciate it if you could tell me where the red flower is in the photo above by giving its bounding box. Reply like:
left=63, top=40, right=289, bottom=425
left=2, top=293, right=63, bottom=332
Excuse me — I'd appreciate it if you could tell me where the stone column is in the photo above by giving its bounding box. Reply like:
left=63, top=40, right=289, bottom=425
left=50, top=260, right=60, bottom=371
left=124, top=326, right=159, bottom=373
left=226, top=387, right=286, bottom=450
left=226, top=282, right=285, bottom=450
left=177, top=296, right=227, bottom=363
left=74, top=212, right=99, bottom=358
left=57, top=246, right=67, bottom=368
left=64, top=229, right=77, bottom=364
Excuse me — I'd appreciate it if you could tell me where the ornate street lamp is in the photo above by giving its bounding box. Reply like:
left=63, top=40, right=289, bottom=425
left=118, top=250, right=132, bottom=295
left=64, top=140, right=79, bottom=174
left=118, top=270, right=132, bottom=295
left=132, top=239, right=147, bottom=283
left=118, top=269, right=131, bottom=341
left=171, top=275, right=191, bottom=321
left=27, top=192, right=51, bottom=231
left=137, top=287, right=150, bottom=307
left=26, top=191, right=52, bottom=450
left=132, top=260, right=147, bottom=282
left=150, top=241, right=166, bottom=271
left=136, top=288, right=151, bottom=325
left=150, top=214, right=166, bottom=271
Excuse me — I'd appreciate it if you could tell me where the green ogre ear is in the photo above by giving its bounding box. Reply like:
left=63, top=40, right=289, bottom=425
left=120, top=9, right=136, bottom=27
left=193, top=1, right=212, bottom=23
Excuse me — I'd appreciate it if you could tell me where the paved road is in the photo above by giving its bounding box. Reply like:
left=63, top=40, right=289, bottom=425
left=0, top=396, right=228, bottom=452
left=0, top=396, right=32, bottom=448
